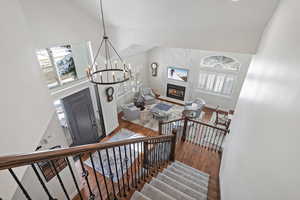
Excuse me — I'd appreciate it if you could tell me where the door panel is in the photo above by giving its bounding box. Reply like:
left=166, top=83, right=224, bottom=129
left=62, top=88, right=99, bottom=146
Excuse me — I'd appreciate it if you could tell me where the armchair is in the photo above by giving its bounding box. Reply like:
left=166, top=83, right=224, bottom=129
left=139, top=87, right=156, bottom=105
left=183, top=98, right=206, bottom=119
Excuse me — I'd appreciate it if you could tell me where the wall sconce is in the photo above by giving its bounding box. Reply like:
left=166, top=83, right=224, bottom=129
left=150, top=62, right=159, bottom=77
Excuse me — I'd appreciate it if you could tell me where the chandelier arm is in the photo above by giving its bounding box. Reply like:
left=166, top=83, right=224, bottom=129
left=107, top=39, right=124, bottom=63
left=99, top=0, right=107, bottom=36
left=104, top=39, right=110, bottom=81
left=92, top=38, right=105, bottom=67
left=106, top=40, right=114, bottom=69
left=104, top=39, right=109, bottom=70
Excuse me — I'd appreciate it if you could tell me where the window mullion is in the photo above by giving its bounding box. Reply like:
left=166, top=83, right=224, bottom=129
left=220, top=74, right=226, bottom=94
left=46, top=48, right=62, bottom=86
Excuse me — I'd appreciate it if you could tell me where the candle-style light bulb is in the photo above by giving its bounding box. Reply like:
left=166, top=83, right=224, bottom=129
left=112, top=71, right=116, bottom=81
left=99, top=72, right=103, bottom=83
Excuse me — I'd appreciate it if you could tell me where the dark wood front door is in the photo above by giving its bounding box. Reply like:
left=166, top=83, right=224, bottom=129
left=62, top=88, right=99, bottom=146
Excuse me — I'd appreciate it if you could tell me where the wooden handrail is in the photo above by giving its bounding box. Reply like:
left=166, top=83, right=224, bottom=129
left=0, top=135, right=174, bottom=170
left=188, top=118, right=229, bottom=132
left=160, top=118, right=184, bottom=125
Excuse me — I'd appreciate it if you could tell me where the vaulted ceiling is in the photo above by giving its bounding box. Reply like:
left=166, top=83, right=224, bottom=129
left=74, top=0, right=279, bottom=54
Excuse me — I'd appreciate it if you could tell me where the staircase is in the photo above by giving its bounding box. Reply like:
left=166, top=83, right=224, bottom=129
left=131, top=161, right=209, bottom=200
left=0, top=120, right=224, bottom=200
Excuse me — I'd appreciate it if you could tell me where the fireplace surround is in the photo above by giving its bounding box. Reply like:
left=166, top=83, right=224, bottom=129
left=166, top=83, right=186, bottom=101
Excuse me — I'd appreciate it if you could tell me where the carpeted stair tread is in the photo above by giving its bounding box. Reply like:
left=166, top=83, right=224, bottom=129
left=162, top=169, right=208, bottom=194
left=157, top=173, right=207, bottom=200
left=174, top=161, right=209, bottom=177
left=171, top=163, right=209, bottom=181
left=167, top=165, right=208, bottom=187
left=141, top=183, right=175, bottom=200
left=150, top=178, right=196, bottom=200
left=131, top=191, right=152, bottom=200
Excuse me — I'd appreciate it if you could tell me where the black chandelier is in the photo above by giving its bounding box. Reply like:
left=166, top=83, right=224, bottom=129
left=87, top=0, right=131, bottom=85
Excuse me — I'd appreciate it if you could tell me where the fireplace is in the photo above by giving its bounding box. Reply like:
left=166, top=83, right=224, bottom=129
left=166, top=84, right=186, bottom=101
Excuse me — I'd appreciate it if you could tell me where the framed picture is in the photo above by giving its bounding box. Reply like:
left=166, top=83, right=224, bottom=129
left=167, top=67, right=189, bottom=82
left=36, top=145, right=68, bottom=182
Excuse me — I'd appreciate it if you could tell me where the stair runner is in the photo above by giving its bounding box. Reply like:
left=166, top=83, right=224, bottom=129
left=131, top=161, right=209, bottom=200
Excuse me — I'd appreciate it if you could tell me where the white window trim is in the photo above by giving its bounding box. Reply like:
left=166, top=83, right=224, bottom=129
left=196, top=71, right=237, bottom=98
left=200, top=55, right=241, bottom=72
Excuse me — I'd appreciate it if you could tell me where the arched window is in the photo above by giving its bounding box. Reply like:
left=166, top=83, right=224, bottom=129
left=201, top=55, right=240, bottom=71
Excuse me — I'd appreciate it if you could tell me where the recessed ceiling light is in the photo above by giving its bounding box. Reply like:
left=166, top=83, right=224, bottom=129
left=232, top=0, right=240, bottom=2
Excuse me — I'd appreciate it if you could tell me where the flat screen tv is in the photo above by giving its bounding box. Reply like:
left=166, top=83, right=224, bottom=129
left=167, top=67, right=188, bottom=82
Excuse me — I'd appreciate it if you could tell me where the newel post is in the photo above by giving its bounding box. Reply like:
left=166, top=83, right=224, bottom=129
left=170, top=129, right=177, bottom=162
left=182, top=117, right=188, bottom=142
left=143, top=140, right=149, bottom=168
left=158, top=120, right=163, bottom=135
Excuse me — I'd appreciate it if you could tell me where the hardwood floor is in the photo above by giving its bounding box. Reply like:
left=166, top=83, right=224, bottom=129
left=73, top=107, right=221, bottom=200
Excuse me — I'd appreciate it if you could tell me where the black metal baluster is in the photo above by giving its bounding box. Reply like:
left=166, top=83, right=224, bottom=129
left=162, top=139, right=166, bottom=166
left=105, top=148, right=117, bottom=199
left=128, top=143, right=135, bottom=188
left=152, top=139, right=156, bottom=172
left=112, top=147, right=121, bottom=195
left=89, top=153, right=103, bottom=200
left=132, top=143, right=138, bottom=188
left=50, top=160, right=70, bottom=200
left=9, top=168, right=32, bottom=200
left=144, top=140, right=150, bottom=178
left=149, top=139, right=153, bottom=176
left=123, top=145, right=130, bottom=192
left=155, top=139, right=158, bottom=171
left=79, top=155, right=95, bottom=200
left=118, top=146, right=126, bottom=197
left=31, top=163, right=56, bottom=200
left=158, top=140, right=162, bottom=168
left=136, top=142, right=141, bottom=183
left=97, top=150, right=110, bottom=198
left=140, top=142, right=145, bottom=181
left=65, top=157, right=83, bottom=200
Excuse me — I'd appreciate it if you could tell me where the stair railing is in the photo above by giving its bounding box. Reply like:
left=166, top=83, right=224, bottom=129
left=0, top=134, right=176, bottom=200
left=159, top=117, right=229, bottom=152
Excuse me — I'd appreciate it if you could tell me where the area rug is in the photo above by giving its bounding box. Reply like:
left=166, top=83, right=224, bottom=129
left=84, top=129, right=144, bottom=182
left=151, top=102, right=173, bottom=112
left=122, top=100, right=205, bottom=131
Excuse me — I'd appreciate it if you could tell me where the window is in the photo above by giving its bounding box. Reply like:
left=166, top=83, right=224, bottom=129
left=196, top=55, right=240, bottom=96
left=197, top=71, right=236, bottom=96
left=201, top=55, right=240, bottom=71
left=36, top=45, right=77, bottom=89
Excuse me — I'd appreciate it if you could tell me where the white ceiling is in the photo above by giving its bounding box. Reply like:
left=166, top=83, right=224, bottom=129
left=74, top=0, right=279, bottom=54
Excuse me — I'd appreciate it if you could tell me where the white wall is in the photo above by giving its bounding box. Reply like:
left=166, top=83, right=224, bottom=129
left=147, top=47, right=252, bottom=109
left=12, top=114, right=79, bottom=200
left=220, top=1, right=300, bottom=199
left=19, top=0, right=122, bottom=137
left=0, top=1, right=118, bottom=199
left=0, top=0, right=60, bottom=199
